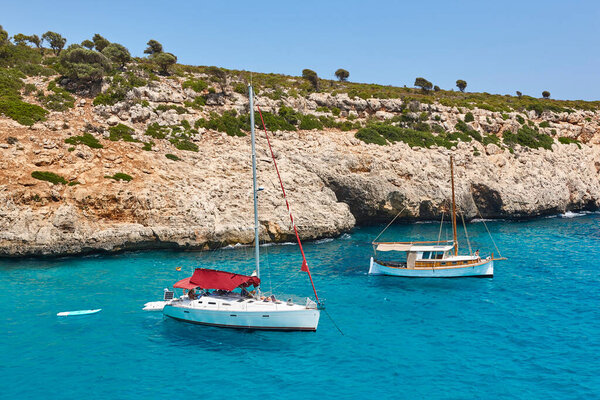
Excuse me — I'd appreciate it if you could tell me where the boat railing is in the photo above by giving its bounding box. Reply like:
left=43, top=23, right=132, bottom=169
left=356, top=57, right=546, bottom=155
left=372, top=240, right=454, bottom=246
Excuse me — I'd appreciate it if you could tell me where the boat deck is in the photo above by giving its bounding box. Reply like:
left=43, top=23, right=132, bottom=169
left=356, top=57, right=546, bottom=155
left=168, top=293, right=314, bottom=312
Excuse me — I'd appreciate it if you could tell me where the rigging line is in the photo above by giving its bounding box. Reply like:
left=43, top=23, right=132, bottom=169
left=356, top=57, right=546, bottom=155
left=324, top=308, right=345, bottom=336
left=460, top=212, right=472, bottom=255
left=372, top=206, right=407, bottom=243
left=256, top=105, right=320, bottom=303
left=267, top=263, right=305, bottom=293
left=437, top=211, right=445, bottom=244
left=262, top=238, right=273, bottom=294
left=473, top=203, right=503, bottom=258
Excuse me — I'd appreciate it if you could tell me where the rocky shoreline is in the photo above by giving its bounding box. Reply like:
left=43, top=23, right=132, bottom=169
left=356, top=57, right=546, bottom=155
left=0, top=72, right=599, bottom=257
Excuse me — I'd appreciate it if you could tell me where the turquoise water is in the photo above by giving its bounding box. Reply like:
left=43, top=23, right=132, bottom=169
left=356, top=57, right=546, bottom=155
left=1, top=215, right=599, bottom=399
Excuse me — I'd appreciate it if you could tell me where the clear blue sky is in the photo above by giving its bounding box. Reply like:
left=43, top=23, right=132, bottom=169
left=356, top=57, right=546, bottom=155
left=2, top=0, right=599, bottom=100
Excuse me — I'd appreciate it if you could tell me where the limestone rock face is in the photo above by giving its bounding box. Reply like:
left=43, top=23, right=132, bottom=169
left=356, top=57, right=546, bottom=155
left=1, top=72, right=600, bottom=257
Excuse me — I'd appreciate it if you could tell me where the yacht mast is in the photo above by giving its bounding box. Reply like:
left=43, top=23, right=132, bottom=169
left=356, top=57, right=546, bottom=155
left=450, top=156, right=458, bottom=256
left=249, top=85, right=260, bottom=288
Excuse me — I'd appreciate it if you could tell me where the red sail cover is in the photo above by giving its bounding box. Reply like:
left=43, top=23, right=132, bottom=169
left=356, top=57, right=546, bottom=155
left=173, top=268, right=260, bottom=291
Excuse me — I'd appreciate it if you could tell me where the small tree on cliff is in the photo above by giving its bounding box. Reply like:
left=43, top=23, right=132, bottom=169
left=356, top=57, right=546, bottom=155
left=92, top=34, right=110, bottom=52
left=334, top=68, right=349, bottom=82
left=0, top=26, right=8, bottom=45
left=14, top=34, right=42, bottom=49
left=542, top=91, right=550, bottom=99
left=81, top=40, right=94, bottom=49
left=414, top=77, right=433, bottom=92
left=434, top=85, right=441, bottom=92
left=456, top=79, right=467, bottom=92
left=58, top=44, right=111, bottom=83
left=516, top=91, right=522, bottom=97
left=12, top=33, right=30, bottom=46
left=153, top=52, right=177, bottom=75
left=42, top=31, right=66, bottom=55
left=144, top=39, right=163, bottom=55
left=206, top=66, right=227, bottom=92
left=302, top=69, right=319, bottom=91
left=28, top=34, right=41, bottom=49
left=102, top=43, right=131, bottom=69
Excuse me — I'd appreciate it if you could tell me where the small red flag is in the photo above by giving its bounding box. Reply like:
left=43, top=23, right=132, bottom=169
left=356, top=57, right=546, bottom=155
left=301, top=260, right=309, bottom=272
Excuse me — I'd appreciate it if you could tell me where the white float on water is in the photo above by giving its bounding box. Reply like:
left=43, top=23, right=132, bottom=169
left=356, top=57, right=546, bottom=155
left=57, top=309, right=102, bottom=317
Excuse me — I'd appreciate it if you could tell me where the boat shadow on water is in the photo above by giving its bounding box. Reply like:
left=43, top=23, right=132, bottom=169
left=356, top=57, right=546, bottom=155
left=367, top=274, right=495, bottom=293
left=156, top=316, right=315, bottom=351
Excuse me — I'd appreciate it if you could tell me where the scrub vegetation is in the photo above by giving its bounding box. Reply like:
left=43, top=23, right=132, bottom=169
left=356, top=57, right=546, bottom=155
left=104, top=172, right=133, bottom=182
left=31, top=171, right=68, bottom=184
left=0, top=24, right=594, bottom=156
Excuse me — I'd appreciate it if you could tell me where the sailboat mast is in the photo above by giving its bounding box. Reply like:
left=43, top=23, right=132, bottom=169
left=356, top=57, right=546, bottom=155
left=450, top=156, right=458, bottom=256
left=249, top=85, right=260, bottom=285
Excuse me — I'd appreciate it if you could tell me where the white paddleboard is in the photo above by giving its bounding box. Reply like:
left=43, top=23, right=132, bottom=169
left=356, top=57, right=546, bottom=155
left=57, top=309, right=102, bottom=317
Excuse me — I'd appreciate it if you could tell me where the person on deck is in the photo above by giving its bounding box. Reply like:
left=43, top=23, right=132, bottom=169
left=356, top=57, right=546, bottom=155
left=188, top=288, right=197, bottom=300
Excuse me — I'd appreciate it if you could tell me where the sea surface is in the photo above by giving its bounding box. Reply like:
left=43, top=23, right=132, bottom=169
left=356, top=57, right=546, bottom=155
left=1, top=214, right=599, bottom=399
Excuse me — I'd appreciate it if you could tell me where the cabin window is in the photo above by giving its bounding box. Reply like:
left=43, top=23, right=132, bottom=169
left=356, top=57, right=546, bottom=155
left=422, top=251, right=431, bottom=259
left=208, top=302, right=216, bottom=305
left=434, top=252, right=443, bottom=259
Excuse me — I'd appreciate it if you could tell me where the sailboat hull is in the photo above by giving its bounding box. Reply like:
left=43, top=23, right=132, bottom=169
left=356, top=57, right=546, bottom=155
left=369, top=257, right=494, bottom=278
left=163, top=304, right=320, bottom=331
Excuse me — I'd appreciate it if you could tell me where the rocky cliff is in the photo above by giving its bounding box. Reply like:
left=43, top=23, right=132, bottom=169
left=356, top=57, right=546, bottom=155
left=0, top=68, right=599, bottom=257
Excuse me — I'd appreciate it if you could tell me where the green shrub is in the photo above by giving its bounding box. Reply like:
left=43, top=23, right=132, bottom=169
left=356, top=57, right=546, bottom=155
left=165, top=153, right=180, bottom=161
left=558, top=137, right=581, bottom=148
left=37, top=80, right=75, bottom=111
left=142, top=141, right=154, bottom=151
left=298, top=114, right=323, bottom=130
left=184, top=95, right=206, bottom=109
left=170, top=138, right=198, bottom=152
left=105, top=172, right=133, bottom=182
left=182, top=78, right=208, bottom=93
left=355, top=127, right=387, bottom=145
left=64, top=133, right=103, bottom=148
left=156, top=104, right=188, bottom=114
left=109, top=123, right=137, bottom=142
left=93, top=72, right=148, bottom=106
left=0, top=97, right=47, bottom=125
left=195, top=110, right=249, bottom=136
left=464, top=112, right=474, bottom=122
left=233, top=83, right=246, bottom=94
left=0, top=68, right=48, bottom=125
left=503, top=125, right=554, bottom=150
left=145, top=122, right=170, bottom=139
left=482, top=134, right=501, bottom=146
left=515, top=114, right=525, bottom=124
left=31, top=171, right=68, bottom=184
left=23, top=83, right=36, bottom=95
left=539, top=121, right=550, bottom=128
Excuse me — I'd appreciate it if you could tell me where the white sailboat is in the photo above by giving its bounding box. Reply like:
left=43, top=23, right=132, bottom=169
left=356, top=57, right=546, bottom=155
left=369, top=156, right=506, bottom=278
left=146, top=85, right=321, bottom=331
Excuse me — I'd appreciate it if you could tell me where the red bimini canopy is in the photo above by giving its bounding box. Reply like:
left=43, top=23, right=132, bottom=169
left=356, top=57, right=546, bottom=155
left=173, top=268, right=260, bottom=291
